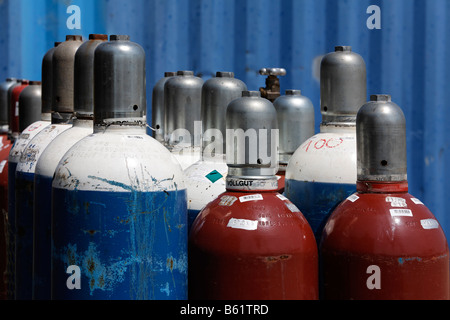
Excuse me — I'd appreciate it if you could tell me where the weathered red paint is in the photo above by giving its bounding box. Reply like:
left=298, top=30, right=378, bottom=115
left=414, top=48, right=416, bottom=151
left=0, top=135, right=12, bottom=300
left=189, top=189, right=318, bottom=300
left=321, top=181, right=450, bottom=300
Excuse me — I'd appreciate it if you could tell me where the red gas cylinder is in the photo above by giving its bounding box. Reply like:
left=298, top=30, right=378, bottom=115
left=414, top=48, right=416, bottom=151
left=0, top=138, right=12, bottom=300
left=9, top=80, right=29, bottom=141
left=189, top=91, right=318, bottom=300
left=320, top=95, right=449, bottom=300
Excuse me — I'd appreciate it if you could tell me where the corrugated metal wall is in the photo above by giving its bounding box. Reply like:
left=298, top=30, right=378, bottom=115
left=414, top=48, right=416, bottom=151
left=1, top=0, right=449, bottom=238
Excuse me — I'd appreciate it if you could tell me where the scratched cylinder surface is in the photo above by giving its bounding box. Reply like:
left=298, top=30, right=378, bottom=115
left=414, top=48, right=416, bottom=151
left=285, top=46, right=366, bottom=244
left=32, top=35, right=106, bottom=300
left=50, top=35, right=188, bottom=300
left=6, top=121, right=50, bottom=299
left=13, top=35, right=81, bottom=300
left=51, top=128, right=188, bottom=299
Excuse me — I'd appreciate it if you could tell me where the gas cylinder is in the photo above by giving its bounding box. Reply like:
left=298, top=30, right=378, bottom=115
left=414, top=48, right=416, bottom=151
left=150, top=71, right=176, bottom=141
left=164, top=70, right=203, bottom=169
left=0, top=78, right=19, bottom=140
left=0, top=78, right=17, bottom=300
left=13, top=35, right=82, bottom=300
left=189, top=91, right=318, bottom=300
left=321, top=94, right=449, bottom=300
left=32, top=34, right=107, bottom=300
left=51, top=35, right=187, bottom=300
left=285, top=46, right=367, bottom=243
left=274, top=89, right=315, bottom=193
left=9, top=80, right=30, bottom=141
left=5, top=44, right=59, bottom=300
left=184, top=71, right=247, bottom=230
left=18, top=81, right=42, bottom=132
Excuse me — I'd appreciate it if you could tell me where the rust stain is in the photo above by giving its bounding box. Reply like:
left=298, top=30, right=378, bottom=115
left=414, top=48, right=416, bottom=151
left=87, top=257, right=95, bottom=273
left=167, top=257, right=174, bottom=271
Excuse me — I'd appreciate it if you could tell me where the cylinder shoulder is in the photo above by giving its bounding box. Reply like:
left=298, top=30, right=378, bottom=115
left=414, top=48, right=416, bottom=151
left=52, top=132, right=185, bottom=192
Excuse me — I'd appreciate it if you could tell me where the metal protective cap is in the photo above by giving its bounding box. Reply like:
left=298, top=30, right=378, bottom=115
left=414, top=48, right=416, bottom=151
left=226, top=91, right=279, bottom=177
left=201, top=71, right=247, bottom=155
left=0, top=78, right=20, bottom=126
left=52, top=35, right=83, bottom=115
left=357, top=94, right=407, bottom=182
left=94, top=35, right=146, bottom=125
left=274, top=89, right=315, bottom=165
left=74, top=34, right=108, bottom=118
left=151, top=72, right=177, bottom=142
left=164, top=71, right=203, bottom=146
left=42, top=42, right=60, bottom=117
left=320, top=46, right=367, bottom=126
left=18, top=82, right=42, bottom=131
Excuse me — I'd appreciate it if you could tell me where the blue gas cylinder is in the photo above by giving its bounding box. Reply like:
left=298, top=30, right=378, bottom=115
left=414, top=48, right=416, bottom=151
left=285, top=46, right=367, bottom=243
left=13, top=35, right=83, bottom=300
left=50, top=35, right=187, bottom=300
left=32, top=34, right=107, bottom=300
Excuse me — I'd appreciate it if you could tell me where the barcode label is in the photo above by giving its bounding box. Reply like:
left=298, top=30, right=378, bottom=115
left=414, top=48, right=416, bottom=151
left=389, top=209, right=413, bottom=217
left=411, top=198, right=424, bottom=205
left=227, top=218, right=258, bottom=231
left=239, top=194, right=263, bottom=203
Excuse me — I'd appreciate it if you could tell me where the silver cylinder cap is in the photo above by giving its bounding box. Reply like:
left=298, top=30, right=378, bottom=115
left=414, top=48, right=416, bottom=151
left=274, top=89, right=315, bottom=165
left=226, top=91, right=279, bottom=177
left=0, top=78, right=19, bottom=126
left=52, top=35, right=83, bottom=114
left=18, top=82, right=42, bottom=131
left=202, top=72, right=247, bottom=154
left=320, top=46, right=367, bottom=125
left=151, top=72, right=177, bottom=141
left=41, top=42, right=60, bottom=117
left=94, top=35, right=146, bottom=126
left=357, top=94, right=407, bottom=182
left=74, top=34, right=108, bottom=118
left=164, top=71, right=204, bottom=146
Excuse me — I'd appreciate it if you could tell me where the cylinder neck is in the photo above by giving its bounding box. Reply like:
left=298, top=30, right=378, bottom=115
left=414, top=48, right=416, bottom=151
left=356, top=180, right=408, bottom=193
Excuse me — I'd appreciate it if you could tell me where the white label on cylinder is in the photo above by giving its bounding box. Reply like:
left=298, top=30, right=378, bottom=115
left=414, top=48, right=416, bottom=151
left=239, top=194, right=263, bottom=203
left=411, top=198, right=424, bottom=205
left=227, top=218, right=258, bottom=231
left=285, top=202, right=300, bottom=213
left=276, top=194, right=288, bottom=201
left=15, top=101, right=19, bottom=116
left=0, top=160, right=6, bottom=173
left=386, top=196, right=407, bottom=207
left=347, top=194, right=359, bottom=202
left=420, top=219, right=439, bottom=230
left=389, top=209, right=413, bottom=217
